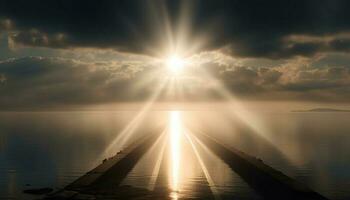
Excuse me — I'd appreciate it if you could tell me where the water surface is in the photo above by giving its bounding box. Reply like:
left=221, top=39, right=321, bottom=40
left=0, top=110, right=350, bottom=199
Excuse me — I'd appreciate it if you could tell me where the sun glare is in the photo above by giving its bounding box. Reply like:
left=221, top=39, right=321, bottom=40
left=167, top=55, right=185, bottom=74
left=169, top=111, right=182, bottom=195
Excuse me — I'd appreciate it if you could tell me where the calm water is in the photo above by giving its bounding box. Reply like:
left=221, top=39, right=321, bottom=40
left=0, top=110, right=350, bottom=199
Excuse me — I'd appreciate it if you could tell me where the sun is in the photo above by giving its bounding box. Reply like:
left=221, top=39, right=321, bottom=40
left=166, top=55, right=185, bottom=74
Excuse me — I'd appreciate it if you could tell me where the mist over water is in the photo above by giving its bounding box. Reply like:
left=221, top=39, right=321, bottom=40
left=0, top=106, right=350, bottom=199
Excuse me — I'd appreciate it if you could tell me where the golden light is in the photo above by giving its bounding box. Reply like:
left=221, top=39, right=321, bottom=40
left=169, top=111, right=182, bottom=196
left=166, top=55, right=185, bottom=74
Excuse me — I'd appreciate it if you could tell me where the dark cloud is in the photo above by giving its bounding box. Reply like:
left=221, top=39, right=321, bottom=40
left=196, top=0, right=350, bottom=58
left=0, top=0, right=153, bottom=53
left=259, top=68, right=282, bottom=84
left=0, top=57, right=160, bottom=108
left=281, top=66, right=350, bottom=92
left=1, top=0, right=350, bottom=58
left=329, top=39, right=350, bottom=52
left=0, top=18, right=12, bottom=30
left=198, top=59, right=350, bottom=101
left=220, top=67, right=262, bottom=94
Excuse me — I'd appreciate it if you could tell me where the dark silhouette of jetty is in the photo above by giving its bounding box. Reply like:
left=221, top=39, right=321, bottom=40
left=194, top=132, right=329, bottom=200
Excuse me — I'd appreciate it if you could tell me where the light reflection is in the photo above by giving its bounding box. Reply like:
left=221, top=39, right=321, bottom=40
left=148, top=132, right=167, bottom=191
left=186, top=132, right=221, bottom=200
left=191, top=63, right=295, bottom=164
left=169, top=111, right=182, bottom=198
left=101, top=79, right=168, bottom=158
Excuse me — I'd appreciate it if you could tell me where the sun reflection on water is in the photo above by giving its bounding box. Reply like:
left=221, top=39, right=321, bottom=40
left=169, top=111, right=182, bottom=199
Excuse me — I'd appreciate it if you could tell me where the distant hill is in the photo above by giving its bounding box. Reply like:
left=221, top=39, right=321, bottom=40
left=293, top=108, right=350, bottom=112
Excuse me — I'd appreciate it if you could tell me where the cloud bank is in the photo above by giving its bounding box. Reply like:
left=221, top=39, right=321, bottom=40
left=1, top=0, right=350, bottom=107
left=0, top=55, right=349, bottom=108
left=1, top=0, right=350, bottom=58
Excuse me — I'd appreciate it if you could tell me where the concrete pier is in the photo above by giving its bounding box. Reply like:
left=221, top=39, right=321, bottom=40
left=65, top=131, right=161, bottom=193
left=194, top=131, right=329, bottom=200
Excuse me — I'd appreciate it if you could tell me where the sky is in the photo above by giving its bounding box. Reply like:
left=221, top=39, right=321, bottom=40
left=1, top=0, right=350, bottom=109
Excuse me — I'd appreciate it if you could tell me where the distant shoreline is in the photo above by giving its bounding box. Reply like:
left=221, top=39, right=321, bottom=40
left=292, top=108, right=350, bottom=112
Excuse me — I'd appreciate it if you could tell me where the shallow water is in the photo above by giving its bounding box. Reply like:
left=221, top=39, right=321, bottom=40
left=0, top=110, right=350, bottom=199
